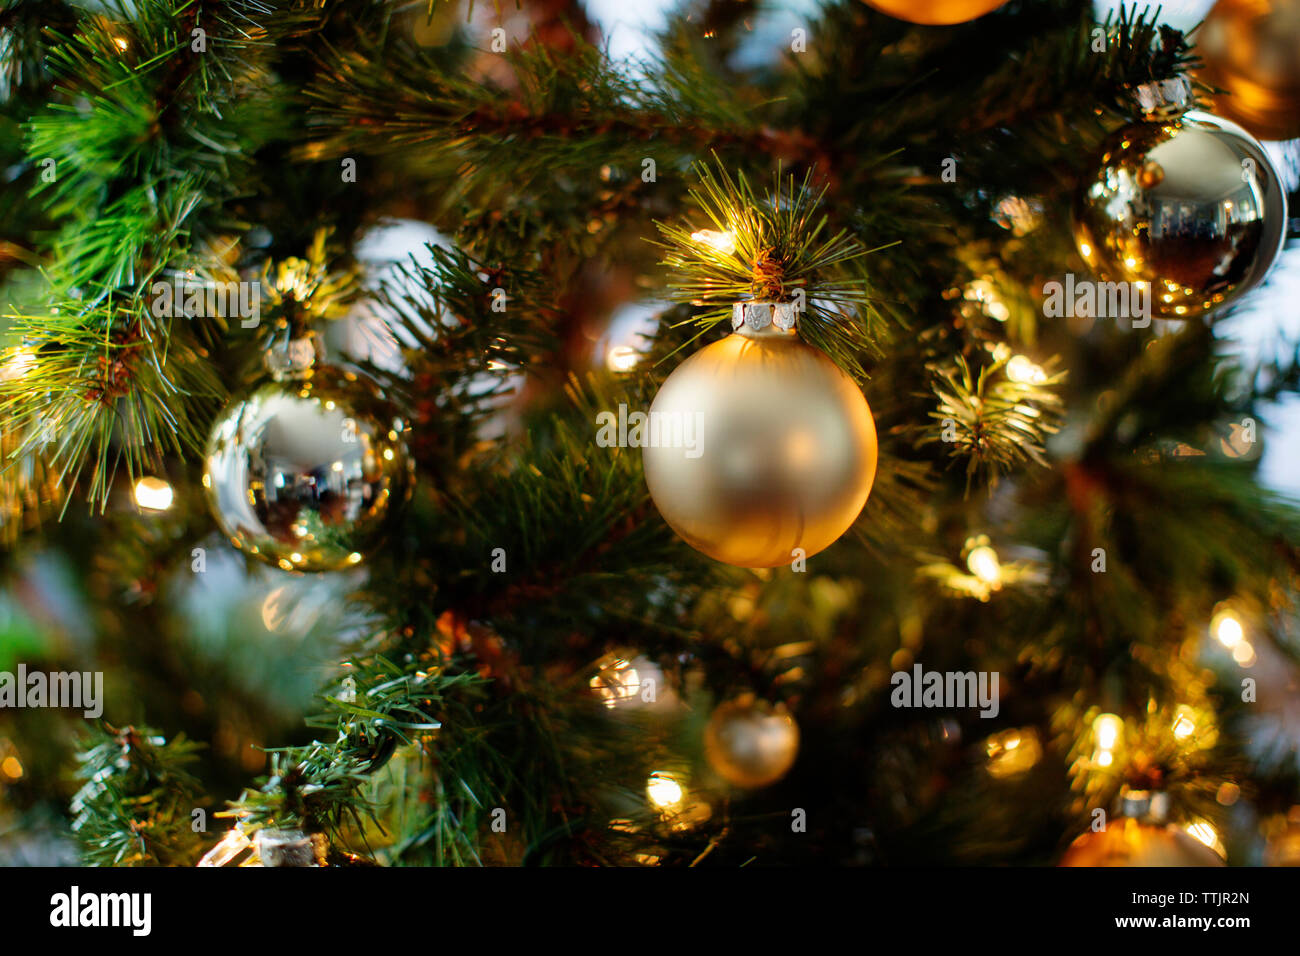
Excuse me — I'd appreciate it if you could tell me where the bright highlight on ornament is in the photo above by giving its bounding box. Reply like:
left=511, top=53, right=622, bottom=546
left=133, top=476, right=174, bottom=512
left=646, top=771, right=685, bottom=811
left=690, top=229, right=737, bottom=255
left=1183, top=820, right=1226, bottom=858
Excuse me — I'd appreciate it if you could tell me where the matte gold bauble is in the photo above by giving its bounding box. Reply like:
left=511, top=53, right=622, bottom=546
left=205, top=334, right=412, bottom=572
left=1073, top=79, right=1287, bottom=320
left=859, top=0, right=1005, bottom=25
left=1196, top=0, right=1300, bottom=142
left=642, top=303, right=877, bottom=569
left=1060, top=790, right=1225, bottom=867
left=704, top=696, right=800, bottom=789
left=1059, top=818, right=1224, bottom=866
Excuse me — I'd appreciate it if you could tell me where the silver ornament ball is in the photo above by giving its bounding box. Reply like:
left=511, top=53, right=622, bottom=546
left=1074, top=86, right=1286, bottom=321
left=205, top=340, right=412, bottom=572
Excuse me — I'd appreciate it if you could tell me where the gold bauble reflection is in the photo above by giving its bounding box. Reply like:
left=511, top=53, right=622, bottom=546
left=205, top=366, right=411, bottom=572
left=704, top=697, right=800, bottom=789
left=859, top=0, right=1005, bottom=25
left=1196, top=0, right=1300, bottom=142
left=1073, top=111, right=1286, bottom=320
left=642, top=325, right=877, bottom=569
left=1059, top=818, right=1225, bottom=867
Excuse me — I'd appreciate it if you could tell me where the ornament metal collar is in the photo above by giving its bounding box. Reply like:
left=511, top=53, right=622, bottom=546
left=1129, top=75, right=1194, bottom=121
left=731, top=301, right=798, bottom=337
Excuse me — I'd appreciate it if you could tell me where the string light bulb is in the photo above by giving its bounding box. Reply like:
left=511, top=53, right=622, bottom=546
left=966, top=544, right=1002, bottom=585
left=646, top=771, right=685, bottom=811
left=690, top=229, right=737, bottom=255
left=1006, top=354, right=1048, bottom=385
left=133, top=476, right=174, bottom=511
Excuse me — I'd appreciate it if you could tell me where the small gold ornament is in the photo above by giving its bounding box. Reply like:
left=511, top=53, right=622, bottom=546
left=859, top=0, right=1005, bottom=25
left=1073, top=76, right=1287, bottom=321
left=1060, top=790, right=1226, bottom=867
left=704, top=695, right=800, bottom=789
left=642, top=303, right=877, bottom=568
left=1196, top=0, right=1300, bottom=142
left=205, top=332, right=412, bottom=572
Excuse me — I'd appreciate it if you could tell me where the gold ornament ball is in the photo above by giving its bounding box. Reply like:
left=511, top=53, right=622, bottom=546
left=1196, top=0, right=1300, bottom=142
left=859, top=0, right=1005, bottom=25
left=705, top=697, right=800, bottom=789
left=1059, top=818, right=1225, bottom=867
left=642, top=308, right=877, bottom=569
left=1073, top=109, right=1287, bottom=320
left=205, top=358, right=411, bottom=572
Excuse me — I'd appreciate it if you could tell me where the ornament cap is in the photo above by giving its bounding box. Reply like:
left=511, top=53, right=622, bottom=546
left=265, top=330, right=324, bottom=381
left=731, top=301, right=798, bottom=337
left=1129, top=75, right=1194, bottom=121
left=1118, top=788, right=1170, bottom=824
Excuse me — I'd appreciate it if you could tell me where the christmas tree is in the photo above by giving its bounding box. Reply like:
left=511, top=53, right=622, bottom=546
left=0, top=0, right=1298, bottom=878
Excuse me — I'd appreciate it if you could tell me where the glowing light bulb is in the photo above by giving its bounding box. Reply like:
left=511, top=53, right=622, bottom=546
left=1212, top=609, right=1244, bottom=649
left=646, top=772, right=685, bottom=810
left=967, top=545, right=1002, bottom=585
left=690, top=230, right=736, bottom=255
left=1006, top=354, right=1047, bottom=385
left=1172, top=708, right=1196, bottom=740
left=1093, top=713, right=1123, bottom=752
left=607, top=345, right=639, bottom=373
left=133, top=476, right=174, bottom=511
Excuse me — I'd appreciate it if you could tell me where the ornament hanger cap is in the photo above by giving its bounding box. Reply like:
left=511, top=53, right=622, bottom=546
left=1129, top=75, right=1194, bottom=121
left=265, top=328, right=324, bottom=380
left=1118, top=788, right=1170, bottom=824
left=732, top=301, right=798, bottom=337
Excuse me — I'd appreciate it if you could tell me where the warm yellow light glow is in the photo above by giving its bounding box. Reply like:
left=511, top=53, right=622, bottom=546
left=1232, top=641, right=1256, bottom=667
left=383, top=448, right=395, bottom=461
left=967, top=545, right=1002, bottom=585
left=984, top=727, right=1042, bottom=778
left=1212, top=609, right=1244, bottom=649
left=133, top=476, right=174, bottom=511
left=607, top=345, right=639, bottom=373
left=589, top=657, right=641, bottom=709
left=1172, top=708, right=1196, bottom=740
left=347, top=552, right=363, bottom=565
left=1006, top=354, right=1047, bottom=385
left=690, top=229, right=737, bottom=255
left=1097, top=750, right=1114, bottom=767
left=1079, top=242, right=1093, bottom=258
left=1, top=756, right=22, bottom=779
left=113, top=36, right=129, bottom=51
left=646, top=771, right=685, bottom=810
left=0, top=346, right=37, bottom=380
left=1093, top=713, right=1123, bottom=751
